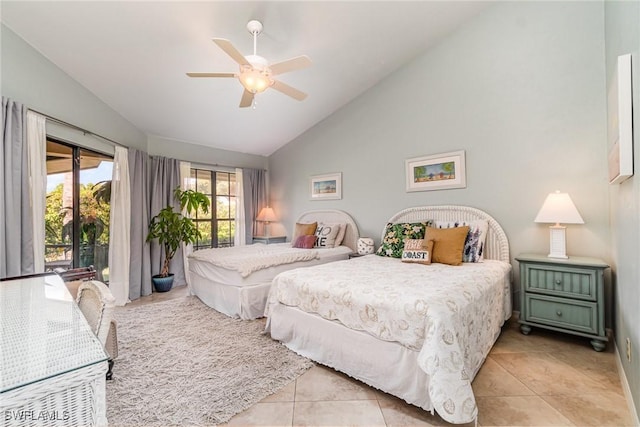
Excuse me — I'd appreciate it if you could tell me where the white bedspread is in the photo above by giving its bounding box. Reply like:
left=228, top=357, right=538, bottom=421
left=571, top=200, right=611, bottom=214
left=265, top=255, right=512, bottom=424
left=189, top=243, right=319, bottom=278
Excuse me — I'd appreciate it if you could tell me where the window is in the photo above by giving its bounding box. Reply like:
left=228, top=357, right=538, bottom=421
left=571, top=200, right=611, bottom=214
left=45, top=139, right=112, bottom=281
left=190, top=169, right=236, bottom=250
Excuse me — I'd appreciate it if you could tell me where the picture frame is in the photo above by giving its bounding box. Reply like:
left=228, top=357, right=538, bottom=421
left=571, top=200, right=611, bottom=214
left=310, top=173, right=342, bottom=200
left=608, top=54, right=633, bottom=184
left=405, top=150, right=466, bottom=192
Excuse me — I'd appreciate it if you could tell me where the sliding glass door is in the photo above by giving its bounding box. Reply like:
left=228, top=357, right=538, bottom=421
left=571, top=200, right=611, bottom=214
left=45, top=139, right=113, bottom=281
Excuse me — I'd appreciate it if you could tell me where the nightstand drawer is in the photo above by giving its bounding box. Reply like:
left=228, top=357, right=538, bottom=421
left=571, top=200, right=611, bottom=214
left=522, top=264, right=596, bottom=301
left=524, top=294, right=598, bottom=335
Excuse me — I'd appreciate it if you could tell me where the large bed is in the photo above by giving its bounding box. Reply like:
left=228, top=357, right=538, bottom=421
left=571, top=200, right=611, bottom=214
left=187, top=209, right=360, bottom=320
left=265, top=205, right=512, bottom=425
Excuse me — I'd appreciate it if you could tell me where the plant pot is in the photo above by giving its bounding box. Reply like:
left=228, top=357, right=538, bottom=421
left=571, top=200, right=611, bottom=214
left=152, top=274, right=174, bottom=292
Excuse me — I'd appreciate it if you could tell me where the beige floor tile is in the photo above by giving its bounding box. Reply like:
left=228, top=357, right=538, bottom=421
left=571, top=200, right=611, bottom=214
left=491, top=321, right=590, bottom=355
left=262, top=380, right=296, bottom=403
left=490, top=352, right=609, bottom=396
left=541, top=392, right=634, bottom=427
left=472, top=356, right=535, bottom=397
left=549, top=349, right=623, bottom=393
left=476, top=396, right=574, bottom=426
left=293, top=400, right=385, bottom=427
left=222, top=401, right=294, bottom=426
left=295, top=365, right=378, bottom=402
left=377, top=393, right=474, bottom=427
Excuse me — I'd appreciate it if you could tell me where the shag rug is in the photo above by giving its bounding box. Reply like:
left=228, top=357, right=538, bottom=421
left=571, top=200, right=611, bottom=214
left=106, top=296, right=313, bottom=426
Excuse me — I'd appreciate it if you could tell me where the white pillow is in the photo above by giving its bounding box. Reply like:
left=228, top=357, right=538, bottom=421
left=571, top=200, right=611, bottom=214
left=314, top=223, right=342, bottom=248
left=433, top=219, right=489, bottom=262
left=334, top=223, right=347, bottom=247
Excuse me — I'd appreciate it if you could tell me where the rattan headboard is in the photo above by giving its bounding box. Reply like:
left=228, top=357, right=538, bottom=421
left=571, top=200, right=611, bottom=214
left=296, top=209, right=360, bottom=252
left=384, top=205, right=510, bottom=262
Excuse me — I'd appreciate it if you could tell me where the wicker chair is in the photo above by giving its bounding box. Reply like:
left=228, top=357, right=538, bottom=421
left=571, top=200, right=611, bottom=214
left=76, top=280, right=117, bottom=379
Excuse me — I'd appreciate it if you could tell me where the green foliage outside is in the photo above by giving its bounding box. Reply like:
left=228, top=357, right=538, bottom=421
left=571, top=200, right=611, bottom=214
left=45, top=182, right=111, bottom=261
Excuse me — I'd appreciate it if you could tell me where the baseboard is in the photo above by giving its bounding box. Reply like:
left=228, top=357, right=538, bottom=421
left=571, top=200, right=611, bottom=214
left=615, top=342, right=640, bottom=426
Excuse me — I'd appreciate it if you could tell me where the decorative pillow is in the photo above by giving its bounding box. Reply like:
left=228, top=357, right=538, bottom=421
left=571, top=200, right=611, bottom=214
left=424, top=226, right=470, bottom=266
left=375, top=221, right=431, bottom=258
left=434, top=219, right=489, bottom=262
left=401, top=239, right=434, bottom=265
left=334, top=223, right=347, bottom=247
left=314, top=223, right=341, bottom=248
left=293, top=234, right=317, bottom=249
left=291, top=222, right=317, bottom=246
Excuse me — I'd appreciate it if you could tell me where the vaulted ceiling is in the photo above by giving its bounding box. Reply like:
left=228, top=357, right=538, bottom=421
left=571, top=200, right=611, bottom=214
left=2, top=1, right=492, bottom=156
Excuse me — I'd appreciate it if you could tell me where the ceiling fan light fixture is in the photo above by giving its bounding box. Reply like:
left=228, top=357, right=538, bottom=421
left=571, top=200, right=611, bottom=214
left=239, top=66, right=273, bottom=94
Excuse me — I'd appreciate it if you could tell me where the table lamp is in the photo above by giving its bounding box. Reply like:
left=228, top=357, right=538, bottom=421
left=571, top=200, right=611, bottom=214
left=534, top=191, right=584, bottom=259
left=256, top=207, right=277, bottom=238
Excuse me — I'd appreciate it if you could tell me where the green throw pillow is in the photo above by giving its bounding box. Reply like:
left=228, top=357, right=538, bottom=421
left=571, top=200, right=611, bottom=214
left=376, top=221, right=432, bottom=258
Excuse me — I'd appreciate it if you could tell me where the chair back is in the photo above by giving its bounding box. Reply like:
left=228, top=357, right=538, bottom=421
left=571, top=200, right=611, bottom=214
left=76, top=280, right=115, bottom=346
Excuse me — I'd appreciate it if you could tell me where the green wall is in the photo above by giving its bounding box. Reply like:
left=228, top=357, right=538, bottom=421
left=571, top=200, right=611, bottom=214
left=605, top=0, right=640, bottom=422
left=269, top=1, right=610, bottom=311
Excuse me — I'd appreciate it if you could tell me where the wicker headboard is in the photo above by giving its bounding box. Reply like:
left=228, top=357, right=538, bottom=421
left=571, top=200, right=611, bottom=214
left=384, top=205, right=510, bottom=262
left=296, top=209, right=360, bottom=252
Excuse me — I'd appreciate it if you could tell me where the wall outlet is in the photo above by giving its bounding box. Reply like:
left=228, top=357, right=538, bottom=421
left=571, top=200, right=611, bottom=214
left=626, top=338, right=632, bottom=362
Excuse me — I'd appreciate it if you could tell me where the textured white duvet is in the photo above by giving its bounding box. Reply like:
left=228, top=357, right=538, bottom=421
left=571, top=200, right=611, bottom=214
left=265, top=255, right=512, bottom=424
left=189, top=243, right=319, bottom=278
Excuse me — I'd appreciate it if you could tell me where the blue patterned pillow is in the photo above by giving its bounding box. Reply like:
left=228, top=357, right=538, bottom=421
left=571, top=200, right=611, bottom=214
left=376, top=221, right=432, bottom=258
left=434, top=220, right=489, bottom=262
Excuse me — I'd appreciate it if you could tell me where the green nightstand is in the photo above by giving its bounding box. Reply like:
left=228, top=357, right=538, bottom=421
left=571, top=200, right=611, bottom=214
left=516, top=254, right=609, bottom=351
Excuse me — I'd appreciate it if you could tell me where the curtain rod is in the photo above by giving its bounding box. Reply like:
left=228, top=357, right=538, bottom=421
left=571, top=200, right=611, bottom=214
left=29, top=108, right=267, bottom=171
left=28, top=108, right=126, bottom=148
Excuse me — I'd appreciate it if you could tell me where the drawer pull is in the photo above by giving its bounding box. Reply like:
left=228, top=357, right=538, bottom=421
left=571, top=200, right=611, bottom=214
left=555, top=279, right=562, bottom=286
left=556, top=310, right=563, bottom=317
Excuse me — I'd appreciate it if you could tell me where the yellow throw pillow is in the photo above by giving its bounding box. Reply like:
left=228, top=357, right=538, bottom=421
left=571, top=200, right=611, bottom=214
left=291, top=222, right=317, bottom=244
left=401, top=239, right=434, bottom=265
left=425, top=226, right=470, bottom=266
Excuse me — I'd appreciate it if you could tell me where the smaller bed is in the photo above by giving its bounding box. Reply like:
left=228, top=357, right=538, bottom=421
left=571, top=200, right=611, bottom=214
left=188, top=209, right=359, bottom=319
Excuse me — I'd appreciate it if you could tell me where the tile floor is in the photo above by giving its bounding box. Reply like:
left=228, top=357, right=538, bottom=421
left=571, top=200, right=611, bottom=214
left=131, top=286, right=635, bottom=426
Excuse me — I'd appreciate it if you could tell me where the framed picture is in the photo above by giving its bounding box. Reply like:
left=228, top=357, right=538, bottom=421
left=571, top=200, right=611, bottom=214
left=405, top=150, right=466, bottom=192
left=608, top=54, right=633, bottom=184
left=310, top=173, right=342, bottom=200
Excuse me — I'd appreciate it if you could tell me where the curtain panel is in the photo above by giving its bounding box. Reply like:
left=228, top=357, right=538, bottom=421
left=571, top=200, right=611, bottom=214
left=109, top=146, right=131, bottom=306
left=128, top=148, right=151, bottom=299
left=1, top=97, right=35, bottom=278
left=234, top=168, right=246, bottom=246
left=26, top=111, right=47, bottom=274
left=128, top=150, right=185, bottom=300
left=242, top=168, right=267, bottom=245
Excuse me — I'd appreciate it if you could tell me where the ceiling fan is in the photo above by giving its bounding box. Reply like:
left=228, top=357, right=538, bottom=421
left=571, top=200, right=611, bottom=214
left=187, top=20, right=312, bottom=108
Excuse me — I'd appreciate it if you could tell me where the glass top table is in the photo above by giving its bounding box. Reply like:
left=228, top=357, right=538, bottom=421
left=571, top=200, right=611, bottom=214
left=0, top=273, right=108, bottom=394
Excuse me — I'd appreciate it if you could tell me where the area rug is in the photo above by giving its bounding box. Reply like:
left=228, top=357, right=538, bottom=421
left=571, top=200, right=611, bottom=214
left=106, top=296, right=313, bottom=426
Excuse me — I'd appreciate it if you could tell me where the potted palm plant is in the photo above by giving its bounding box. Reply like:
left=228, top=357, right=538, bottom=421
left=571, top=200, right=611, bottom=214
left=146, top=187, right=209, bottom=292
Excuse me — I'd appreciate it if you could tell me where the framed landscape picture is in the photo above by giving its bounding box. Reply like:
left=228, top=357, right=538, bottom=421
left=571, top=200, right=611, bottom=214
left=405, top=150, right=466, bottom=192
left=310, top=173, right=342, bottom=200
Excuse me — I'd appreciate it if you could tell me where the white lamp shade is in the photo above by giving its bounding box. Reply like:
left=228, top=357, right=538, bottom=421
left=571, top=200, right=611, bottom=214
left=534, top=191, right=584, bottom=225
left=256, top=207, right=277, bottom=222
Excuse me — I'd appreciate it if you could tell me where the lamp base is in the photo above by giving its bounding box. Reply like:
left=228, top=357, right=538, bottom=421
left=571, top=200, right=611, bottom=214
left=547, top=225, right=568, bottom=259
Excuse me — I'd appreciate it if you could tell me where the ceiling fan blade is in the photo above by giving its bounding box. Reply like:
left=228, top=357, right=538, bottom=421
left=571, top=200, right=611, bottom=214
left=239, top=89, right=254, bottom=108
left=212, top=38, right=250, bottom=66
left=186, top=72, right=236, bottom=78
left=269, top=55, right=312, bottom=76
left=271, top=80, right=307, bottom=101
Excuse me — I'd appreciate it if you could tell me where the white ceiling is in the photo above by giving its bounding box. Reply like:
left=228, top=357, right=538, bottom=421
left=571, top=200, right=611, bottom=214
left=2, top=1, right=491, bottom=156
